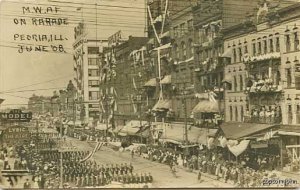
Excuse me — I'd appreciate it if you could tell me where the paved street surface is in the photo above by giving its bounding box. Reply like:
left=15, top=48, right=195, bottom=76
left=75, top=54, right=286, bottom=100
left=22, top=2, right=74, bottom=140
left=67, top=137, right=232, bottom=188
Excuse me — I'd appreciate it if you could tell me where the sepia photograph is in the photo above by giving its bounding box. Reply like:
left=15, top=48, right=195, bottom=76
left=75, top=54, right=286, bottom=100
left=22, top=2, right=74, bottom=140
left=0, top=0, right=300, bottom=189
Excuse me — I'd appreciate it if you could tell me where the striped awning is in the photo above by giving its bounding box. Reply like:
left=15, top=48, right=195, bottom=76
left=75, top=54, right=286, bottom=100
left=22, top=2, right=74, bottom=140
left=192, top=100, right=219, bottom=113
left=152, top=99, right=172, bottom=111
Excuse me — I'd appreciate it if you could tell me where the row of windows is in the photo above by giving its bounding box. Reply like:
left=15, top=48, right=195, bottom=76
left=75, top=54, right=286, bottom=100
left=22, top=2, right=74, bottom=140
left=88, top=80, right=99, bottom=87
left=231, top=32, right=299, bottom=63
left=229, top=105, right=244, bottom=122
left=173, top=19, right=193, bottom=37
left=173, top=40, right=193, bottom=60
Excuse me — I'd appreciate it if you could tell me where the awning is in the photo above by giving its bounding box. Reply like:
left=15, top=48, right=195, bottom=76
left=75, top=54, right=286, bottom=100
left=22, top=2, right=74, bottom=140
left=222, top=75, right=232, bottom=84
left=118, top=120, right=148, bottom=136
left=197, top=128, right=218, bottom=145
left=160, top=75, right=171, bottom=84
left=152, top=99, right=172, bottom=111
left=220, top=122, right=278, bottom=140
left=153, top=43, right=172, bottom=51
left=278, top=125, right=300, bottom=136
left=220, top=48, right=231, bottom=58
left=160, top=123, right=216, bottom=144
left=144, top=78, right=157, bottom=87
left=192, top=100, right=219, bottom=113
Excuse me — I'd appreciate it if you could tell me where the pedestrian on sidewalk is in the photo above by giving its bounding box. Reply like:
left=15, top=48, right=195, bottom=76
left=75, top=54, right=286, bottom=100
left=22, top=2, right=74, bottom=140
left=198, top=170, right=202, bottom=182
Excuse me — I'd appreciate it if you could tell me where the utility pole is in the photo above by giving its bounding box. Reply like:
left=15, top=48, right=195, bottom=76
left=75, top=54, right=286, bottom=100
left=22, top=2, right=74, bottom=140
left=59, top=118, right=63, bottom=188
left=182, top=83, right=188, bottom=144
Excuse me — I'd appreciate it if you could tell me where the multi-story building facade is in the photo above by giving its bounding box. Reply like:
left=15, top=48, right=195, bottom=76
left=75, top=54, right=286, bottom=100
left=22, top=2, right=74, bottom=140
left=222, top=1, right=300, bottom=171
left=73, top=22, right=108, bottom=123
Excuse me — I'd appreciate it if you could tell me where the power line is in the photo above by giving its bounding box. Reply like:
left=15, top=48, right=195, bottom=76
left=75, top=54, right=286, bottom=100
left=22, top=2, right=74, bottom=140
left=0, top=87, right=67, bottom=94
left=0, top=74, right=74, bottom=93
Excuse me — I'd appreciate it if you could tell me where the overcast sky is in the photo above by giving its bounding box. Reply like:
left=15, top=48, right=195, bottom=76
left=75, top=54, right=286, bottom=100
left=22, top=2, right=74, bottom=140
left=0, top=0, right=146, bottom=109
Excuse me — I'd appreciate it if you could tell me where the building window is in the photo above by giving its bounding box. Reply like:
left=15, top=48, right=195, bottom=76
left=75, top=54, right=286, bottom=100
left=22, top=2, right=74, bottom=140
left=276, top=70, right=281, bottom=85
left=240, top=75, right=243, bottom=91
left=188, top=39, right=193, bottom=56
left=263, top=40, right=267, bottom=54
left=275, top=36, right=280, bottom=52
left=230, top=106, right=233, bottom=121
left=180, top=23, right=186, bottom=36
left=88, top=80, right=99, bottom=87
left=234, top=76, right=237, bottom=91
left=288, top=104, right=293, bottom=124
left=286, top=34, right=291, bottom=52
left=241, top=106, right=244, bottom=122
left=244, top=45, right=248, bottom=54
left=187, top=19, right=193, bottom=31
left=269, top=38, right=274, bottom=52
left=89, top=91, right=99, bottom=100
left=294, top=32, right=299, bottom=51
left=296, top=76, right=300, bottom=90
left=88, top=69, right=99, bottom=77
left=88, top=47, right=99, bottom=54
left=174, top=26, right=178, bottom=37
left=238, top=47, right=242, bottom=62
left=286, top=68, right=292, bottom=88
left=252, top=43, right=256, bottom=56
left=258, top=41, right=262, bottom=55
left=235, top=106, right=238, bottom=121
left=233, top=48, right=237, bottom=63
left=182, top=42, right=186, bottom=59
left=88, top=58, right=99, bottom=65
left=297, top=104, right=300, bottom=124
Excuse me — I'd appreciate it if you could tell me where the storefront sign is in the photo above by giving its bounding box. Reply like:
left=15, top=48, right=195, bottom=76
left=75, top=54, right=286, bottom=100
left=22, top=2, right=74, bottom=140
left=2, top=126, right=30, bottom=142
left=0, top=109, right=32, bottom=122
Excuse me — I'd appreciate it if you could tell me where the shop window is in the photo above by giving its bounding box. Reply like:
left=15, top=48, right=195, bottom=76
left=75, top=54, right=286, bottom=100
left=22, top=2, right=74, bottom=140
left=286, top=34, right=291, bottom=52
left=240, top=75, right=243, bottom=91
left=294, top=32, right=299, bottom=51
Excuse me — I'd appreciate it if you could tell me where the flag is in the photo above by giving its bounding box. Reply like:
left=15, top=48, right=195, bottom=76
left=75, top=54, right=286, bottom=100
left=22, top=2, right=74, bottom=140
left=0, top=98, right=4, bottom=105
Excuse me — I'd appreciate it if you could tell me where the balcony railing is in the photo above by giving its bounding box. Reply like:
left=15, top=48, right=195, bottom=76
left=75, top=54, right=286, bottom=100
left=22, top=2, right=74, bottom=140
left=244, top=116, right=281, bottom=124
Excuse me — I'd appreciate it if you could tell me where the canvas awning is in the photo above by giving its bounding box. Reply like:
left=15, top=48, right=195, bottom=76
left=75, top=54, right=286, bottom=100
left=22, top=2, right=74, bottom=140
left=277, top=125, right=300, bottom=136
left=118, top=120, right=148, bottom=136
left=192, top=100, right=219, bottom=113
left=160, top=123, right=216, bottom=144
left=144, top=78, right=157, bottom=87
left=152, top=99, right=172, bottom=111
left=160, top=75, right=171, bottom=84
left=220, top=122, right=278, bottom=140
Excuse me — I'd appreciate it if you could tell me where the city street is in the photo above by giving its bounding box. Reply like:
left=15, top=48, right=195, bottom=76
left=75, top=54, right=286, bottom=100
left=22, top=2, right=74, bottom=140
left=67, top=137, right=232, bottom=188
